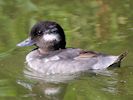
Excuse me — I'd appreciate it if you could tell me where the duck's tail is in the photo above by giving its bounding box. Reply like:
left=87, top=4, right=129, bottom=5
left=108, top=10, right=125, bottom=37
left=109, top=51, right=128, bottom=68
left=117, top=51, right=128, bottom=62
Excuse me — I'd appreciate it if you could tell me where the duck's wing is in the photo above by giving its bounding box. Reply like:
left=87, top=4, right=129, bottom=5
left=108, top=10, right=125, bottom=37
left=48, top=49, right=127, bottom=70
left=74, top=50, right=100, bottom=59
left=73, top=50, right=127, bottom=69
left=57, top=48, right=100, bottom=59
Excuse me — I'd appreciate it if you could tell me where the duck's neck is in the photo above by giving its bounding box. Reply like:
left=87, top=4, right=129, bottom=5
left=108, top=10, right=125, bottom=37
left=37, top=48, right=48, bottom=54
left=37, top=48, right=60, bottom=55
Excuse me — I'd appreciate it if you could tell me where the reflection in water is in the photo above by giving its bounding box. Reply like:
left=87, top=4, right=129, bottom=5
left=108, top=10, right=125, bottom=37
left=20, top=64, right=119, bottom=100
left=31, top=82, right=67, bottom=100
left=24, top=65, right=81, bottom=83
left=21, top=65, right=81, bottom=100
left=17, top=79, right=67, bottom=100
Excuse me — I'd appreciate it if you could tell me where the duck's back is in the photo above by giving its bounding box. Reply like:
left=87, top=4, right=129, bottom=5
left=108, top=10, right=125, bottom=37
left=26, top=48, right=126, bottom=74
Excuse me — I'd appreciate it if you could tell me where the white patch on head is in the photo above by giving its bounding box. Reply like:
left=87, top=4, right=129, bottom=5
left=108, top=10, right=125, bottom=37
left=43, top=34, right=60, bottom=41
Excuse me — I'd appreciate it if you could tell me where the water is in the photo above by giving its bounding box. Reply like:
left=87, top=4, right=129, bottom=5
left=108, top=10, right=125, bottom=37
left=0, top=0, right=133, bottom=100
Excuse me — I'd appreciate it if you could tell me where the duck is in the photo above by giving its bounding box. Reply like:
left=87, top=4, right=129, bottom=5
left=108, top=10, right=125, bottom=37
left=17, top=21, right=127, bottom=75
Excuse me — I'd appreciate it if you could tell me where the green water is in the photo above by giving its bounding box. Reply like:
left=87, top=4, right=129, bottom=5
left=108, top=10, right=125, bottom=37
left=0, top=0, right=133, bottom=100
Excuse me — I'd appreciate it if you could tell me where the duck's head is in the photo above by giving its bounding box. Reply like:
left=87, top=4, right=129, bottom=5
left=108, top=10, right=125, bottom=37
left=17, top=21, right=66, bottom=52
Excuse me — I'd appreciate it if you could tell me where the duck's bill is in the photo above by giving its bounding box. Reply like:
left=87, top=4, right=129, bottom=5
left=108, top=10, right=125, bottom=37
left=17, top=38, right=35, bottom=47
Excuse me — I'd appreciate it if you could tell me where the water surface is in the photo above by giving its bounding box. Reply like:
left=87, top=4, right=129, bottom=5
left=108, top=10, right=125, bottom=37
left=0, top=0, right=133, bottom=100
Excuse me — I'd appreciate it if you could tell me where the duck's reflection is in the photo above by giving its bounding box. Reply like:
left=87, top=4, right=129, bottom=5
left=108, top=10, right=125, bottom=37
left=18, top=66, right=81, bottom=100
left=31, top=82, right=67, bottom=100
left=17, top=65, right=116, bottom=100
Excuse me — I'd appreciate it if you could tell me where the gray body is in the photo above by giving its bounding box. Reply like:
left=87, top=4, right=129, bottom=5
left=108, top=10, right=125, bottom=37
left=26, top=48, right=123, bottom=75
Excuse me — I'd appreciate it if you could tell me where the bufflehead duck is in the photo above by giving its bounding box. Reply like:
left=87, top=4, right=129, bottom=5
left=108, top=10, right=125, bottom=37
left=17, top=21, right=127, bottom=75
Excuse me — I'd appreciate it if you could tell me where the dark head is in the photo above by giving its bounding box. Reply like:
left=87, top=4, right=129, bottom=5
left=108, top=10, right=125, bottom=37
left=17, top=21, right=66, bottom=51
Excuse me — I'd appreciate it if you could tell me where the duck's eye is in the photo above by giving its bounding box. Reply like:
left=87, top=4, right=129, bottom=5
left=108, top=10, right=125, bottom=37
left=37, top=30, right=42, bottom=36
